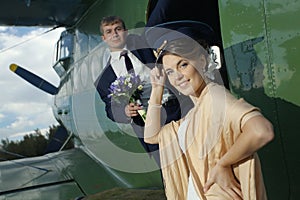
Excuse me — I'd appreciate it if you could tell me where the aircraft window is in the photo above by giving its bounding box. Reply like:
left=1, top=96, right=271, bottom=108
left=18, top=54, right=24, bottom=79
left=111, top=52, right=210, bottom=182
left=54, top=30, right=74, bottom=62
left=60, top=32, right=74, bottom=59
left=52, top=30, right=74, bottom=77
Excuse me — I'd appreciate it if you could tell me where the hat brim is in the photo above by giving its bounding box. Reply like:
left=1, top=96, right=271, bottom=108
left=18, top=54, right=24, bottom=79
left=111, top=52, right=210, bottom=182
left=145, top=20, right=216, bottom=49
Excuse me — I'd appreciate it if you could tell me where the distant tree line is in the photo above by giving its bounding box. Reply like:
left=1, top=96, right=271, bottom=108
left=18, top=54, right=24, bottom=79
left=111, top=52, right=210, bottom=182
left=0, top=125, right=74, bottom=161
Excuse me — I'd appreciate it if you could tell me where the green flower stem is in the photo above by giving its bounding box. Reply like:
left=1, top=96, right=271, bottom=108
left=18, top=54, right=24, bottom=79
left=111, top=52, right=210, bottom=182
left=137, top=109, right=146, bottom=122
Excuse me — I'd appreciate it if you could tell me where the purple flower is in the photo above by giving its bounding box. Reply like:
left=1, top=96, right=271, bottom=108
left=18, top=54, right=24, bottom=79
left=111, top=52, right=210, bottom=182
left=108, top=73, right=144, bottom=104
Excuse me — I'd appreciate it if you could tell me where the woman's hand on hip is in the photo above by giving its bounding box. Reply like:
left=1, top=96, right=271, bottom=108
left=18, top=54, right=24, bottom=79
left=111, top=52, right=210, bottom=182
left=203, top=163, right=243, bottom=200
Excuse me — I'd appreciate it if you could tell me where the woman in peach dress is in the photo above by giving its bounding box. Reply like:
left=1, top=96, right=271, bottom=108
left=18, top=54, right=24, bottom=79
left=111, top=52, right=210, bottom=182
left=144, top=21, right=274, bottom=200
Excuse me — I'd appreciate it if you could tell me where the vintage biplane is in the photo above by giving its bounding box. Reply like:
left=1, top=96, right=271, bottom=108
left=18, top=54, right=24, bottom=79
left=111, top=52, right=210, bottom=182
left=0, top=0, right=299, bottom=199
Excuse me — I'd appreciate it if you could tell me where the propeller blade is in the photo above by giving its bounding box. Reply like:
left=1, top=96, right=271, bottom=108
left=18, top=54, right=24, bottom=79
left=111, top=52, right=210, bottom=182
left=9, top=63, right=58, bottom=95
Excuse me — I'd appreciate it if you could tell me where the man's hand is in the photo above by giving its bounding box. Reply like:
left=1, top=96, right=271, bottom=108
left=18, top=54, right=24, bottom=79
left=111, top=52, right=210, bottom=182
left=125, top=102, right=143, bottom=117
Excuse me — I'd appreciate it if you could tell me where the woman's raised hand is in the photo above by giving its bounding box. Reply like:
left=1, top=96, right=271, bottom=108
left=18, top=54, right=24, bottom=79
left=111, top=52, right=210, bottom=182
left=150, top=67, right=166, bottom=89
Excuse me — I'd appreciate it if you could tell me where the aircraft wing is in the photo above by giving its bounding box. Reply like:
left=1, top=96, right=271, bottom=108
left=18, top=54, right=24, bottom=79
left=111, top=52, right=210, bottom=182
left=0, top=148, right=121, bottom=199
left=0, top=0, right=96, bottom=27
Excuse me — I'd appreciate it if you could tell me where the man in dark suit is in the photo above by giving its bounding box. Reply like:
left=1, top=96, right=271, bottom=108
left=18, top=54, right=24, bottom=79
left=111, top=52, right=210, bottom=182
left=94, top=16, right=192, bottom=165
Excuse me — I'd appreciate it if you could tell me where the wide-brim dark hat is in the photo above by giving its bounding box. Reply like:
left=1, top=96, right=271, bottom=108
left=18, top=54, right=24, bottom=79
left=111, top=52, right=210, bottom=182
left=145, top=20, right=216, bottom=50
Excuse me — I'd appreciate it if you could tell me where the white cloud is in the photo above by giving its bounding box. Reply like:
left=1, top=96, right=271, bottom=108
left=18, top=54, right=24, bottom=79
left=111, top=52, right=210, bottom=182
left=0, top=26, right=8, bottom=32
left=0, top=113, right=4, bottom=122
left=6, top=128, right=49, bottom=142
left=1, top=102, right=51, bottom=116
left=7, top=116, right=35, bottom=129
left=0, top=26, right=64, bottom=140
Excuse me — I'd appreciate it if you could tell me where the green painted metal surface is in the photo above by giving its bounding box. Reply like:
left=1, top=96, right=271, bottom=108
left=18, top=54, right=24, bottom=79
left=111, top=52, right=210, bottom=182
left=0, top=182, right=83, bottom=200
left=0, top=147, right=162, bottom=200
left=218, top=0, right=300, bottom=199
left=0, top=149, right=118, bottom=199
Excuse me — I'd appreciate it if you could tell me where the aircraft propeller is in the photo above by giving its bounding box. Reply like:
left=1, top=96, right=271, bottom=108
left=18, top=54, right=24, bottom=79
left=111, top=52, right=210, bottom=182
left=9, top=63, right=58, bottom=95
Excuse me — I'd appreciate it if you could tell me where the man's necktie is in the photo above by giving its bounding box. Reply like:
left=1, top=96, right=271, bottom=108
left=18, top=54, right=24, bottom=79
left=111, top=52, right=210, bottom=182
left=120, top=50, right=135, bottom=74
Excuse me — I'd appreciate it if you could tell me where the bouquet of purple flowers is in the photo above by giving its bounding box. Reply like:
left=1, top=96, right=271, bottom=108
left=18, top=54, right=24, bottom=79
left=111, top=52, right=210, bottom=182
left=108, top=73, right=146, bottom=121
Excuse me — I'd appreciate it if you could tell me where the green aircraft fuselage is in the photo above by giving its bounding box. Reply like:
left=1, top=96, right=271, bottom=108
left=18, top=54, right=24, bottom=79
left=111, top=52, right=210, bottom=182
left=1, top=0, right=299, bottom=199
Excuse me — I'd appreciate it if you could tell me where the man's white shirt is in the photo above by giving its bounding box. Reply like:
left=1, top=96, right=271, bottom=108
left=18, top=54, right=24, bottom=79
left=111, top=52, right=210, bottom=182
left=110, top=49, right=151, bottom=84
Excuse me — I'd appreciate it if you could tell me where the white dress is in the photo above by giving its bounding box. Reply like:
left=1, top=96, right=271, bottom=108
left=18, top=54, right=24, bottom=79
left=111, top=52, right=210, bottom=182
left=178, top=119, right=201, bottom=200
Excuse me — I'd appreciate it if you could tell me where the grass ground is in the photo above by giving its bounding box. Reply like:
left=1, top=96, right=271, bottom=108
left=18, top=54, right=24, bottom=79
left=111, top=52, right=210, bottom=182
left=82, top=187, right=167, bottom=200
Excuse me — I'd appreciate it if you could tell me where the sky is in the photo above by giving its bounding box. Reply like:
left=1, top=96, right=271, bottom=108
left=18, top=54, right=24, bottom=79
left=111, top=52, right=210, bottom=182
left=0, top=26, right=65, bottom=141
